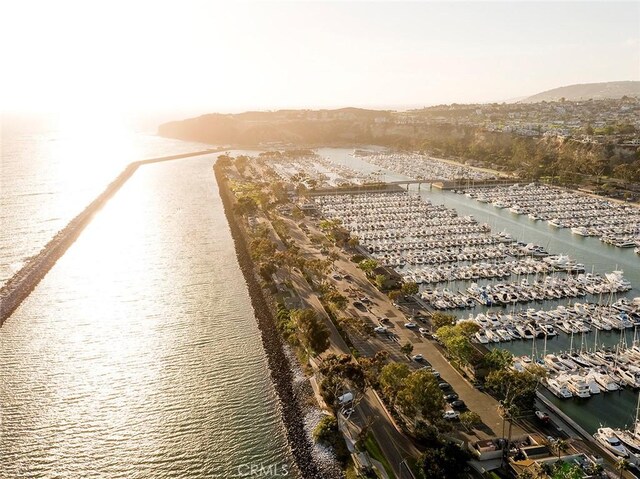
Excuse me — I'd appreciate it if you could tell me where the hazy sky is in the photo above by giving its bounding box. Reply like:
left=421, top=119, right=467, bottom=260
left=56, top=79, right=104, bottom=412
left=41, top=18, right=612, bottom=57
left=2, top=0, right=639, bottom=119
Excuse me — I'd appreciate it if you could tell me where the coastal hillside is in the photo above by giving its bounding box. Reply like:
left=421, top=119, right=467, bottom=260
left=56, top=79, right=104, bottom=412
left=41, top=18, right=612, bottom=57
left=158, top=98, right=640, bottom=186
left=158, top=108, right=389, bottom=146
left=522, top=81, right=640, bottom=103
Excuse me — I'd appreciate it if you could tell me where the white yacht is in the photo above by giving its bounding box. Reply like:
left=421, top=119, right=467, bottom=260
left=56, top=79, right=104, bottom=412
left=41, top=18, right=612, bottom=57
left=594, top=427, right=629, bottom=457
left=475, top=330, right=489, bottom=344
left=614, top=428, right=640, bottom=455
left=542, top=324, right=557, bottom=337
left=616, top=368, right=640, bottom=389
left=567, top=375, right=591, bottom=398
left=571, top=226, right=592, bottom=236
left=613, top=395, right=640, bottom=454
left=546, top=378, right=573, bottom=399
left=584, top=374, right=601, bottom=395
left=593, top=371, right=620, bottom=392
left=544, top=354, right=568, bottom=372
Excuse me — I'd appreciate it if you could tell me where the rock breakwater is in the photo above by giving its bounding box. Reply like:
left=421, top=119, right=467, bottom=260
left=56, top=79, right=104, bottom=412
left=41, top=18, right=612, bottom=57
left=213, top=162, right=329, bottom=479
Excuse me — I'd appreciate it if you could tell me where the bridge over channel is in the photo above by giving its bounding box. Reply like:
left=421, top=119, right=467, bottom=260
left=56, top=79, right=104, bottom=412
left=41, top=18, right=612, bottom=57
left=308, top=177, right=518, bottom=196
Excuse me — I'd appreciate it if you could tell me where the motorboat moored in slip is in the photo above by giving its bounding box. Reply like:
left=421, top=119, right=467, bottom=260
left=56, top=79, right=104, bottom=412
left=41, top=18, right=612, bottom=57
left=592, top=371, right=621, bottom=392
left=544, top=354, right=568, bottom=372
left=475, top=330, right=489, bottom=344
left=594, top=427, right=629, bottom=457
left=546, top=378, right=573, bottom=399
left=613, top=394, right=640, bottom=454
left=566, top=375, right=591, bottom=398
left=541, top=324, right=557, bottom=337
left=584, top=374, right=601, bottom=394
left=613, top=428, right=640, bottom=455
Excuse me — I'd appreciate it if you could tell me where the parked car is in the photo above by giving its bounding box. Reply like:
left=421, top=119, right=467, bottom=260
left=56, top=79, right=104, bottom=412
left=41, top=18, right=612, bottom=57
left=438, top=381, right=452, bottom=390
left=374, top=326, right=388, bottom=334
left=535, top=410, right=550, bottom=424
left=341, top=407, right=355, bottom=419
left=419, top=327, right=430, bottom=336
left=451, top=400, right=466, bottom=410
left=444, top=393, right=459, bottom=402
left=404, top=322, right=418, bottom=329
left=442, top=410, right=460, bottom=420
left=412, top=354, right=424, bottom=362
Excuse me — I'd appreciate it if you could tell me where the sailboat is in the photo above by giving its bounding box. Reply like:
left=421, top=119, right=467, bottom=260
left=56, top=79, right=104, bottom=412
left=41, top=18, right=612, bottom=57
left=613, top=393, right=640, bottom=454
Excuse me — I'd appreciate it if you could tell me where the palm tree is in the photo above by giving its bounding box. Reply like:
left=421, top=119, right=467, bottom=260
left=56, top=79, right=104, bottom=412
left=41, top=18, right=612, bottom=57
left=552, top=438, right=570, bottom=460
left=616, top=458, right=630, bottom=479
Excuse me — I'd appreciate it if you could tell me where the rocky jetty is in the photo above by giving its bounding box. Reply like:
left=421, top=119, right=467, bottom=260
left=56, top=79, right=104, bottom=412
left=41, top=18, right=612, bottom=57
left=213, top=162, right=331, bottom=479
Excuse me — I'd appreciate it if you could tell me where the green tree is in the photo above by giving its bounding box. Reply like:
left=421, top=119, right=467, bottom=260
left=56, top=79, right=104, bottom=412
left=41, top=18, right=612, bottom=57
left=396, top=369, right=445, bottom=422
left=436, top=324, right=481, bottom=366
left=258, top=261, right=277, bottom=281
left=313, top=415, right=338, bottom=442
left=313, top=415, right=350, bottom=464
left=401, top=281, right=419, bottom=296
left=551, top=438, right=570, bottom=460
left=324, top=290, right=348, bottom=311
left=358, top=259, right=378, bottom=276
left=457, top=321, right=480, bottom=337
left=459, top=411, right=482, bottom=431
left=400, top=342, right=414, bottom=356
left=616, top=458, right=631, bottom=479
left=319, top=354, right=367, bottom=392
left=552, top=461, right=584, bottom=479
left=417, top=441, right=470, bottom=479
left=485, top=365, right=546, bottom=413
left=374, top=274, right=387, bottom=289
left=235, top=155, right=249, bottom=174
left=482, top=348, right=514, bottom=372
left=379, top=362, right=411, bottom=404
left=249, top=237, right=277, bottom=261
left=269, top=181, right=288, bottom=203
left=431, top=312, right=455, bottom=330
left=357, top=351, right=389, bottom=389
left=347, top=236, right=360, bottom=249
left=388, top=290, right=402, bottom=302
left=292, top=309, right=330, bottom=355
left=235, top=195, right=258, bottom=216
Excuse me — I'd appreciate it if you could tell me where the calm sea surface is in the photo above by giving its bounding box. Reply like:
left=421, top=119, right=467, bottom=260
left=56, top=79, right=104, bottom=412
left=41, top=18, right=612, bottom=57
left=321, top=147, right=640, bottom=434
left=0, top=130, right=207, bottom=286
left=0, top=130, right=295, bottom=477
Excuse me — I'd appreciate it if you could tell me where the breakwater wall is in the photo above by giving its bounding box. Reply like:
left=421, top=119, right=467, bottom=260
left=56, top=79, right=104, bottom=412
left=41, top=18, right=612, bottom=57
left=213, top=163, right=325, bottom=479
left=0, top=149, right=221, bottom=325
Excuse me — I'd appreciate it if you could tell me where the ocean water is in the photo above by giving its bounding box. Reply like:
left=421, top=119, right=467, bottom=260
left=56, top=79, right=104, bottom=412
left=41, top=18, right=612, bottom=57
left=0, top=129, right=296, bottom=477
left=0, top=128, right=206, bottom=286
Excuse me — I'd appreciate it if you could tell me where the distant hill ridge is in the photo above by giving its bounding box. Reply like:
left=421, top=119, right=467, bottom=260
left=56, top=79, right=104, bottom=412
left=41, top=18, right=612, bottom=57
left=522, top=81, right=640, bottom=103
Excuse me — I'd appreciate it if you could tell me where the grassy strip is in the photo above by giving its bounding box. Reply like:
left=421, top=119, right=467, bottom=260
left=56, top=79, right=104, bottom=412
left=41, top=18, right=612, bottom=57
left=364, top=434, right=395, bottom=479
